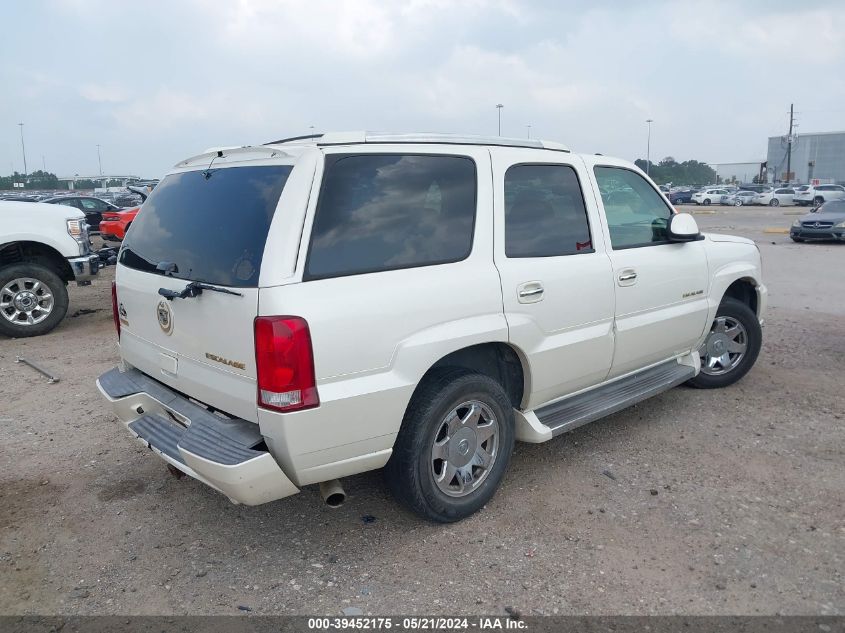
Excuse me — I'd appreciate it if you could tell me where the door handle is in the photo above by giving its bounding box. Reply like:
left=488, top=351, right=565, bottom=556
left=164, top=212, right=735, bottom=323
left=617, top=269, right=638, bottom=286
left=519, top=287, right=544, bottom=297
left=517, top=281, right=544, bottom=303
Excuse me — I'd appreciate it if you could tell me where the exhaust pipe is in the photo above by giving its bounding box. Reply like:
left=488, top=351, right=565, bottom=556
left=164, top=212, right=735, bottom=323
left=319, top=479, right=346, bottom=508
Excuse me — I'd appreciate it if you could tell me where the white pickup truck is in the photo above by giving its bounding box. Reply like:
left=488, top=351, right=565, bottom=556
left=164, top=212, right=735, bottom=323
left=0, top=201, right=100, bottom=337
left=97, top=132, right=766, bottom=522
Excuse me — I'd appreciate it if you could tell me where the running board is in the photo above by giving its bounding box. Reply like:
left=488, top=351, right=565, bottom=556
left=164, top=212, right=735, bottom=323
left=536, top=361, right=695, bottom=437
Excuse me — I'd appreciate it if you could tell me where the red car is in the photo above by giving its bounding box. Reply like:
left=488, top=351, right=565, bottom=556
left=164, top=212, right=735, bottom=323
left=98, top=186, right=149, bottom=242
left=99, top=206, right=139, bottom=242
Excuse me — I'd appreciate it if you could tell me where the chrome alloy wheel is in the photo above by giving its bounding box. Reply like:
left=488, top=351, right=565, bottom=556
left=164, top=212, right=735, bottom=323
left=430, top=400, right=499, bottom=497
left=699, top=316, right=748, bottom=376
left=0, top=277, right=54, bottom=326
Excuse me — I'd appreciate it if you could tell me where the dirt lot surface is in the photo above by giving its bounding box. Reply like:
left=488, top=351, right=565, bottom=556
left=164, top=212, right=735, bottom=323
left=1, top=209, right=843, bottom=616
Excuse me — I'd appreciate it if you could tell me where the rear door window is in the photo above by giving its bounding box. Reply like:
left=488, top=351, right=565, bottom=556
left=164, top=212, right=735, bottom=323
left=119, top=165, right=292, bottom=287
left=305, top=154, right=476, bottom=280
left=504, top=164, right=592, bottom=257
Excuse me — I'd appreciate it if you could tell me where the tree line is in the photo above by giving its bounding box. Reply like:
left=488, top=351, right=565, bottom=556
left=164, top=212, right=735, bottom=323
left=634, top=157, right=718, bottom=186
left=0, top=171, right=133, bottom=191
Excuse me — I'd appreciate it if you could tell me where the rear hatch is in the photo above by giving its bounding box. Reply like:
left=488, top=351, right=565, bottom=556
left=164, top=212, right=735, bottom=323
left=115, top=160, right=295, bottom=422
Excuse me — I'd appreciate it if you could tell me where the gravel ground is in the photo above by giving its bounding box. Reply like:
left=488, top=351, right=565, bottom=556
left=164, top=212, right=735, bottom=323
left=1, top=211, right=843, bottom=616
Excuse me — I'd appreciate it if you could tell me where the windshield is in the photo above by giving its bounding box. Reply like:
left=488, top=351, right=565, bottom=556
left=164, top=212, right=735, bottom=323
left=119, top=165, right=292, bottom=287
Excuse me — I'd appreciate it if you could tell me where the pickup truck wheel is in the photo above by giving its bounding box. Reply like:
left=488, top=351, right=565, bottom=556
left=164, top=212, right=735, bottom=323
left=0, top=263, right=69, bottom=338
left=687, top=298, right=761, bottom=389
left=385, top=369, right=515, bottom=523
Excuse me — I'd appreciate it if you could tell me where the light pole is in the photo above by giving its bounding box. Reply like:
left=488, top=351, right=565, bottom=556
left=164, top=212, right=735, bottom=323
left=97, top=144, right=103, bottom=177
left=645, top=119, right=653, bottom=176
left=496, top=104, right=504, bottom=136
left=18, top=123, right=27, bottom=178
left=526, top=124, right=531, bottom=139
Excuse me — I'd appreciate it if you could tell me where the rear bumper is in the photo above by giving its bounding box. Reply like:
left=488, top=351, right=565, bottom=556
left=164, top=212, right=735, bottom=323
left=96, top=367, right=299, bottom=505
left=98, top=221, right=125, bottom=240
left=67, top=254, right=100, bottom=283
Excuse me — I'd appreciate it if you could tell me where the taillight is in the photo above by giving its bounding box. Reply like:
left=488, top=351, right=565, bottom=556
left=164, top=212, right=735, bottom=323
left=254, top=316, right=318, bottom=412
left=111, top=281, right=120, bottom=340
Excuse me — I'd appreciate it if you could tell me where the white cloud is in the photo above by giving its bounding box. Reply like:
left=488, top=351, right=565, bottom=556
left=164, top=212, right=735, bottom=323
left=79, top=84, right=128, bottom=103
left=111, top=88, right=210, bottom=130
left=2, top=0, right=845, bottom=176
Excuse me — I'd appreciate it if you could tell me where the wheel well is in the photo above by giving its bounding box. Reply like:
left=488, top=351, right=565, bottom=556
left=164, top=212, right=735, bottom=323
left=423, top=343, right=526, bottom=409
left=0, top=241, right=73, bottom=282
left=722, top=278, right=757, bottom=315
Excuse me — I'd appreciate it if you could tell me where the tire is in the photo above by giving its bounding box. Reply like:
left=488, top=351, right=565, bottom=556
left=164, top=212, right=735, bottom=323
left=385, top=369, right=515, bottom=523
left=703, top=198, right=711, bottom=206
left=734, top=199, right=743, bottom=206
left=791, top=236, right=804, bottom=242
left=0, top=263, right=69, bottom=338
left=687, top=298, right=761, bottom=389
left=769, top=199, right=779, bottom=207
left=813, top=197, right=824, bottom=207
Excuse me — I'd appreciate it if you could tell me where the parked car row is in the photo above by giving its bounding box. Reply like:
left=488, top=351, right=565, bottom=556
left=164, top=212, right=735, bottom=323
left=677, top=184, right=845, bottom=207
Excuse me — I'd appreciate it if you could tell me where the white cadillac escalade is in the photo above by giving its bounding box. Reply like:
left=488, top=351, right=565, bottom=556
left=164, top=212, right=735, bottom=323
left=97, top=132, right=766, bottom=522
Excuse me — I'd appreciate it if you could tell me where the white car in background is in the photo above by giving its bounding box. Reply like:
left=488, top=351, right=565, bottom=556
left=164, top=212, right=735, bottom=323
left=794, top=184, right=845, bottom=207
left=755, top=188, right=795, bottom=207
left=692, top=188, right=730, bottom=205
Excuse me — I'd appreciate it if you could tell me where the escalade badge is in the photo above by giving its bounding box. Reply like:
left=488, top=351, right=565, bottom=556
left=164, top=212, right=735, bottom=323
left=205, top=353, right=246, bottom=371
left=156, top=300, right=174, bottom=335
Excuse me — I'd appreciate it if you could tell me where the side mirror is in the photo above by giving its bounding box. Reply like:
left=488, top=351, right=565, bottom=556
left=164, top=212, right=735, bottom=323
left=667, top=213, right=702, bottom=242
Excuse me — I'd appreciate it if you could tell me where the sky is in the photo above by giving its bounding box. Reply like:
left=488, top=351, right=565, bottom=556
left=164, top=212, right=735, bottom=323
left=2, top=0, right=844, bottom=179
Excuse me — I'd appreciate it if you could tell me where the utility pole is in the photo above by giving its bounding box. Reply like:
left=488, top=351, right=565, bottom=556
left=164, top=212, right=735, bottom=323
left=496, top=104, right=504, bottom=136
left=42, top=155, right=46, bottom=172
left=17, top=123, right=27, bottom=178
left=526, top=124, right=531, bottom=139
left=97, top=144, right=103, bottom=177
left=785, top=103, right=794, bottom=185
left=645, top=119, right=653, bottom=176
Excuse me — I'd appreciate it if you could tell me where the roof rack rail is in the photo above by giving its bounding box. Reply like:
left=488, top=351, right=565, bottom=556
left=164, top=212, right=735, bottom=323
left=263, top=131, right=570, bottom=152
left=264, top=133, right=324, bottom=145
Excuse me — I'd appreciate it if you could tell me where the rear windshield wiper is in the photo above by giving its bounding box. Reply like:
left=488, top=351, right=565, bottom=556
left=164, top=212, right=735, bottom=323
left=158, top=281, right=243, bottom=301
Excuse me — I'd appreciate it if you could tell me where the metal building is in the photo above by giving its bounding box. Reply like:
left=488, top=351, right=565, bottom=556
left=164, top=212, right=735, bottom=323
left=766, top=131, right=845, bottom=185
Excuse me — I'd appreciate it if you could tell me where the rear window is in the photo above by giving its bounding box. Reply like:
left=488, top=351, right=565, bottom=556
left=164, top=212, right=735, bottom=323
left=304, top=154, right=476, bottom=280
left=119, top=165, right=292, bottom=287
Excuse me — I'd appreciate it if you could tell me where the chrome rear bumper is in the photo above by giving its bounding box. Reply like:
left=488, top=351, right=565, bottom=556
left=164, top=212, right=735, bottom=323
left=97, top=367, right=299, bottom=505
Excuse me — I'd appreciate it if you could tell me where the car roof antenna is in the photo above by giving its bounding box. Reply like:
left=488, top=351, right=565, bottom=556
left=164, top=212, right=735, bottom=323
left=203, top=150, right=224, bottom=180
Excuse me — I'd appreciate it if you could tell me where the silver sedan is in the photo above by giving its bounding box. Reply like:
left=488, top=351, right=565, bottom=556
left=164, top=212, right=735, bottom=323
left=722, top=190, right=758, bottom=206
